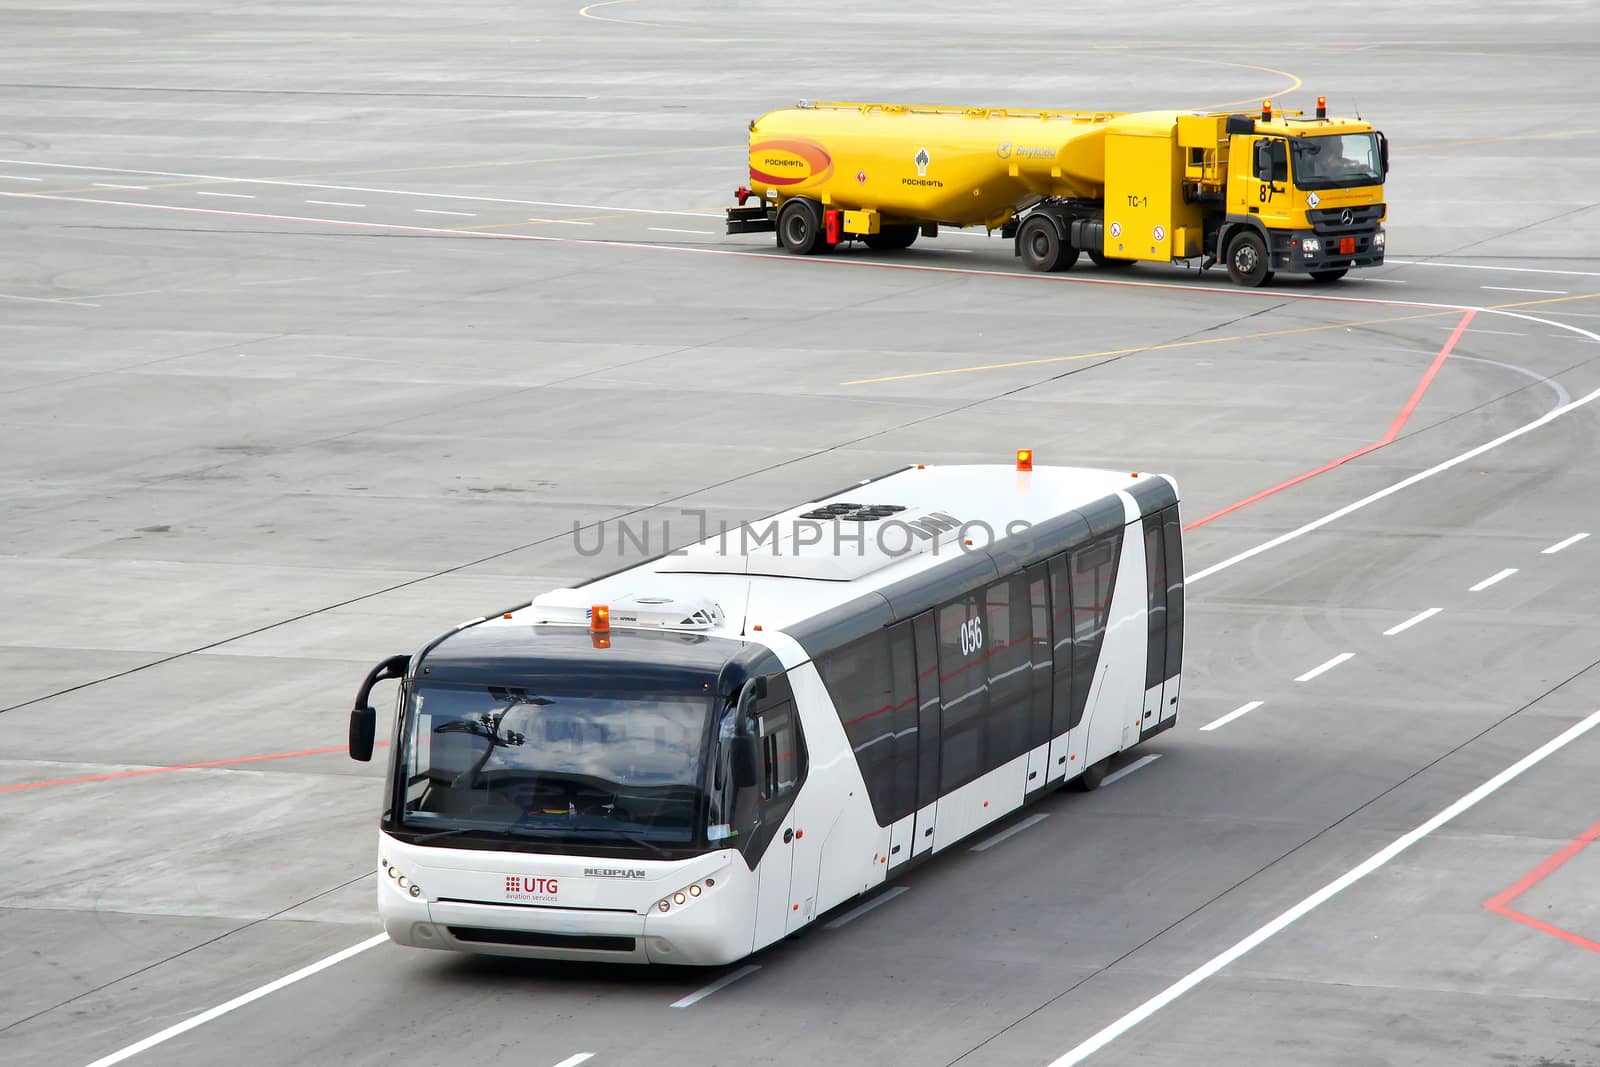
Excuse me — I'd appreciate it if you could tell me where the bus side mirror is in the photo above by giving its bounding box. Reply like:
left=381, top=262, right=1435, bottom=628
left=349, top=705, right=377, bottom=762
left=731, top=734, right=759, bottom=789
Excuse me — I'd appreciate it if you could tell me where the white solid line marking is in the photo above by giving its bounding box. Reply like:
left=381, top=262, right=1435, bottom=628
left=1188, top=310, right=1600, bottom=586
left=1, top=174, right=43, bottom=181
left=415, top=208, right=477, bottom=217
left=1296, top=652, right=1355, bottom=682
left=1384, top=608, right=1442, bottom=636
left=305, top=199, right=365, bottom=207
left=551, top=1055, right=594, bottom=1067
left=1470, top=567, right=1518, bottom=592
left=91, top=182, right=147, bottom=189
left=529, top=217, right=594, bottom=226
left=1362, top=278, right=1408, bottom=284
left=81, top=933, right=387, bottom=1067
left=1047, top=708, right=1600, bottom=1066
left=669, top=964, right=760, bottom=1008
left=649, top=226, right=713, bottom=235
left=196, top=190, right=255, bottom=199
left=825, top=885, right=910, bottom=928
left=1200, top=701, right=1264, bottom=732
left=1543, top=532, right=1589, bottom=555
left=972, top=812, right=1051, bottom=852
left=1450, top=327, right=1525, bottom=336
left=1102, top=754, right=1161, bottom=787
left=1480, top=285, right=1568, bottom=295
left=1388, top=259, right=1600, bottom=279
left=0, top=291, right=99, bottom=308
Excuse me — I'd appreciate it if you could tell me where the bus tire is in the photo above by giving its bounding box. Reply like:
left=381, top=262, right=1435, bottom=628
left=1225, top=230, right=1272, bottom=287
left=1087, top=251, right=1133, bottom=269
left=1309, top=268, right=1348, bottom=283
left=1019, top=215, right=1078, bottom=272
left=778, top=199, right=827, bottom=255
left=863, top=224, right=919, bottom=251
left=1072, top=758, right=1110, bottom=792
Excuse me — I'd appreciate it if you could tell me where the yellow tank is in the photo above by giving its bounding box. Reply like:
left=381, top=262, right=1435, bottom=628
left=746, top=101, right=1184, bottom=229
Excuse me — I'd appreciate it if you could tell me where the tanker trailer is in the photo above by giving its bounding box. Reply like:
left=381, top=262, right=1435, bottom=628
left=725, top=98, right=1387, bottom=287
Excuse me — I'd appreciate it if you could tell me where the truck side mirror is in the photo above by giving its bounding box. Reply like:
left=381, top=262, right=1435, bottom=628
left=1254, top=141, right=1272, bottom=180
left=349, top=705, right=377, bottom=762
left=732, top=734, right=760, bottom=789
left=1378, top=133, right=1390, bottom=176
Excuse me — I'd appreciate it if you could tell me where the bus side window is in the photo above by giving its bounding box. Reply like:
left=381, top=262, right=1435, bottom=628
left=984, top=573, right=1031, bottom=767
left=887, top=622, right=919, bottom=824
left=816, top=632, right=900, bottom=824
left=758, top=697, right=802, bottom=801
left=912, top=612, right=940, bottom=810
left=1162, top=505, right=1185, bottom=684
left=1143, top=513, right=1168, bottom=695
left=1069, top=532, right=1122, bottom=728
left=938, top=592, right=988, bottom=791
left=1026, top=563, right=1052, bottom=748
left=1047, top=554, right=1073, bottom=736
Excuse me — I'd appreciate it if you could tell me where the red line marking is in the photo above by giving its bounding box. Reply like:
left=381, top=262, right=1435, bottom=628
left=1483, top=815, right=1600, bottom=956
left=1185, top=309, right=1478, bottom=531
left=1, top=741, right=391, bottom=794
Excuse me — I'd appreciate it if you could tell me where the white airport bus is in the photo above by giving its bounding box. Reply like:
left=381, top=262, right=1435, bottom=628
left=348, top=454, right=1184, bottom=965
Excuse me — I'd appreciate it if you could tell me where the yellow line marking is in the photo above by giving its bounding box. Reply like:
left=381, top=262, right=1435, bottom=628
left=841, top=309, right=1455, bottom=386
left=578, top=0, right=659, bottom=26
left=1486, top=291, right=1600, bottom=311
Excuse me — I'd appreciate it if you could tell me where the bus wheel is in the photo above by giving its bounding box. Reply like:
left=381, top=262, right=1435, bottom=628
left=1072, top=758, right=1110, bottom=791
left=1019, top=215, right=1078, bottom=272
left=1225, top=231, right=1272, bottom=287
left=778, top=199, right=827, bottom=255
left=863, top=224, right=919, bottom=251
left=1309, top=268, right=1349, bottom=283
left=1087, top=251, right=1133, bottom=269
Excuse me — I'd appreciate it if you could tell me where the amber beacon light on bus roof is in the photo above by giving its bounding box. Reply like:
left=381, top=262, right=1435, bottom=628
left=728, top=92, right=1387, bottom=287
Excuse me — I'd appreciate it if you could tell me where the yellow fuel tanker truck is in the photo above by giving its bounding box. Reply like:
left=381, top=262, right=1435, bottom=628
left=725, top=97, right=1387, bottom=286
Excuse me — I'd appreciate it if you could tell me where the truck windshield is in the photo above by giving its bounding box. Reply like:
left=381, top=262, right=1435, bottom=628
left=399, top=682, right=716, bottom=852
left=1292, top=133, right=1382, bottom=190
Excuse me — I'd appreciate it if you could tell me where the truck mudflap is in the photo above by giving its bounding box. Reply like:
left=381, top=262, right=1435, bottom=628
left=727, top=204, right=775, bottom=235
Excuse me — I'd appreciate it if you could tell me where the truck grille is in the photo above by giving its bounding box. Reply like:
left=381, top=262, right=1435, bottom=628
left=1308, top=204, right=1384, bottom=234
left=447, top=927, right=637, bottom=952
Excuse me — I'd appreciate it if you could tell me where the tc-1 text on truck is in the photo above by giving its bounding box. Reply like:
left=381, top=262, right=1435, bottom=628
left=726, top=96, right=1387, bottom=287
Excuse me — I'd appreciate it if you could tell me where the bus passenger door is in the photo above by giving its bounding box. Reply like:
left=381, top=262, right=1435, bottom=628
left=750, top=696, right=804, bottom=947
left=1160, top=505, right=1184, bottom=725
left=1141, top=513, right=1168, bottom=734
left=911, top=612, right=940, bottom=858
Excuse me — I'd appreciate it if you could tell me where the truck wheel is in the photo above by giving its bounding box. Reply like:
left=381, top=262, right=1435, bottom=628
left=1309, top=268, right=1348, bottom=283
left=778, top=199, right=827, bottom=255
left=863, top=224, right=919, bottom=251
left=1019, top=216, right=1078, bottom=272
left=1087, top=251, right=1133, bottom=269
left=1225, top=231, right=1272, bottom=287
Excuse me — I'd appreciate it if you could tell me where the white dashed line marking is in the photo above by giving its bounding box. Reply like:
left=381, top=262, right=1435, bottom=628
left=529, top=217, right=594, bottom=226
left=1200, top=701, right=1264, bottom=732
left=1, top=174, right=42, bottom=181
left=649, top=226, right=713, bottom=235
left=1470, top=568, right=1518, bottom=592
left=415, top=208, right=477, bottom=217
left=825, top=885, right=910, bottom=928
left=306, top=199, right=366, bottom=207
left=91, top=182, right=147, bottom=189
left=1450, top=327, right=1526, bottom=336
left=551, top=1055, right=594, bottom=1067
left=1480, top=285, right=1568, bottom=295
left=196, top=191, right=255, bottom=199
left=1102, top=754, right=1161, bottom=786
left=1384, top=608, right=1442, bottom=636
left=669, top=964, right=760, bottom=1008
left=1362, top=278, right=1408, bottom=284
left=1296, top=652, right=1355, bottom=682
left=972, top=813, right=1051, bottom=852
left=1543, top=532, right=1590, bottom=554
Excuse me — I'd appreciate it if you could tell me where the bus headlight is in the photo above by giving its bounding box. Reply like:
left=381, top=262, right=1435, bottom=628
left=656, top=879, right=714, bottom=913
left=385, top=862, right=423, bottom=900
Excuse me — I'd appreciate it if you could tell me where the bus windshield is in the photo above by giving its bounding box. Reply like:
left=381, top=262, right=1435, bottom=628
left=1291, top=133, right=1382, bottom=190
left=399, top=682, right=716, bottom=852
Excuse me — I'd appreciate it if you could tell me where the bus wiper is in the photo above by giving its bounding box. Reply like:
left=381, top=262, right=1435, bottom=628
left=548, top=824, right=671, bottom=858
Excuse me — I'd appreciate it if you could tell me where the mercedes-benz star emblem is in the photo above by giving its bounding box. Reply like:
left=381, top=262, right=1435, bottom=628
left=1340, top=208, right=1355, bottom=226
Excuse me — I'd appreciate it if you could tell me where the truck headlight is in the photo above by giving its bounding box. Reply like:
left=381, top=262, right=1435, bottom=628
left=1302, top=237, right=1320, bottom=255
left=1373, top=232, right=1386, bottom=249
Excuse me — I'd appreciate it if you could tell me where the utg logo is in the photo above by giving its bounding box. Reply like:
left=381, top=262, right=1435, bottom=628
left=504, top=876, right=559, bottom=897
